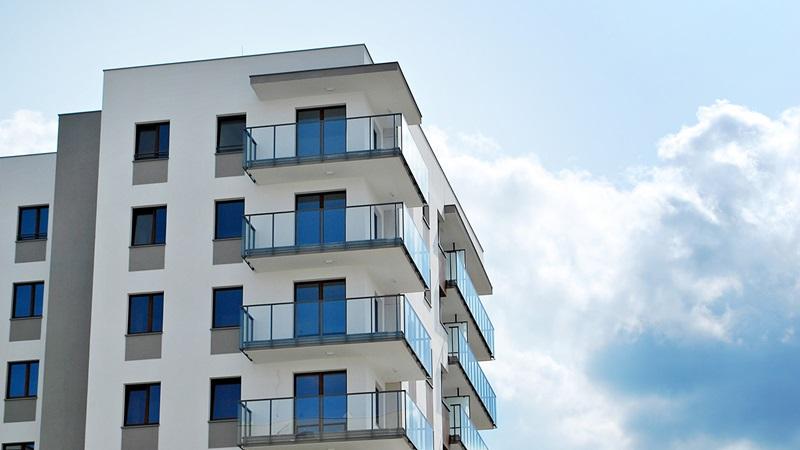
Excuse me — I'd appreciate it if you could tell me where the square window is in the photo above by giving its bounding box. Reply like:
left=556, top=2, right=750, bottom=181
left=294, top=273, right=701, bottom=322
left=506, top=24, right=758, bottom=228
left=131, top=206, right=167, bottom=246
left=215, top=200, right=244, bottom=239
left=135, top=122, right=170, bottom=160
left=12, top=282, right=44, bottom=318
left=213, top=287, right=242, bottom=328
left=6, top=361, right=38, bottom=399
left=217, top=115, right=246, bottom=153
left=128, top=293, right=164, bottom=334
left=17, top=205, right=48, bottom=240
left=124, top=383, right=160, bottom=426
left=210, top=377, right=240, bottom=420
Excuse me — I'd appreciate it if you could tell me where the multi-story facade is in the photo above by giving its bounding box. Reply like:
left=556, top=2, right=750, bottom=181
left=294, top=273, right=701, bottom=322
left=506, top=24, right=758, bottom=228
left=0, top=44, right=496, bottom=450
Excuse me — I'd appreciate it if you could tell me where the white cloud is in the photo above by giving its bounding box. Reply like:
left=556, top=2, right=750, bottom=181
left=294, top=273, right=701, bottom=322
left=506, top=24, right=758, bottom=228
left=428, top=100, right=800, bottom=449
left=0, top=110, right=58, bottom=156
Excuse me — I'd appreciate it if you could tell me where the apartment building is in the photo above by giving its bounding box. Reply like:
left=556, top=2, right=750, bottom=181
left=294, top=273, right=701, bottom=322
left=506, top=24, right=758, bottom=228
left=0, top=44, right=497, bottom=450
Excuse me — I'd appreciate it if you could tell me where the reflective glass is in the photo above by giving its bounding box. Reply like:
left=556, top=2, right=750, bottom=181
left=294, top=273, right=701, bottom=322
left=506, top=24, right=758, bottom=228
left=215, top=200, right=244, bottom=239
left=213, top=288, right=242, bottom=328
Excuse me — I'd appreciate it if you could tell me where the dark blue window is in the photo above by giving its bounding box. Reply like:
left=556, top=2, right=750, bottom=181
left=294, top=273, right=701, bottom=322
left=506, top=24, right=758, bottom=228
left=128, top=293, right=163, bottom=334
left=17, top=206, right=48, bottom=240
left=296, top=107, right=346, bottom=158
left=135, top=122, right=169, bottom=160
left=215, top=200, right=244, bottom=239
left=212, top=287, right=242, bottom=328
left=131, top=206, right=166, bottom=246
left=217, top=115, right=246, bottom=153
left=210, top=378, right=240, bottom=420
left=295, top=192, right=345, bottom=247
left=294, top=280, right=346, bottom=338
left=295, top=371, right=347, bottom=435
left=125, top=383, right=160, bottom=425
left=6, top=361, right=38, bottom=399
left=12, top=282, right=44, bottom=318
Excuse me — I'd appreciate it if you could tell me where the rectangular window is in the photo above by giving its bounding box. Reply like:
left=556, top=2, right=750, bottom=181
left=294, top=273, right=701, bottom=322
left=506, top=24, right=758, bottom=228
left=213, top=287, right=242, bottom=328
left=2, top=444, right=34, bottom=450
left=295, top=192, right=346, bottom=246
left=131, top=206, right=167, bottom=246
left=296, top=106, right=346, bottom=157
left=215, top=200, right=244, bottom=239
left=124, top=383, right=160, bottom=426
left=6, top=361, right=38, bottom=399
left=17, top=205, right=48, bottom=240
left=217, top=115, right=246, bottom=153
left=294, top=371, right=347, bottom=434
left=135, top=122, right=170, bottom=160
left=12, top=282, right=44, bottom=319
left=210, top=377, right=241, bottom=420
left=294, top=280, right=346, bottom=338
left=128, top=293, right=164, bottom=334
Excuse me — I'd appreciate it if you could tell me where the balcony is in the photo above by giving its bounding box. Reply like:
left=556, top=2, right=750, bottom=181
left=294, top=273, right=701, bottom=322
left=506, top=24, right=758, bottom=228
left=443, top=326, right=497, bottom=429
left=241, top=295, right=432, bottom=380
left=443, top=250, right=495, bottom=360
left=239, top=390, right=433, bottom=450
left=242, top=202, right=430, bottom=293
left=447, top=398, right=488, bottom=450
left=440, top=205, right=491, bottom=295
left=244, top=114, right=428, bottom=207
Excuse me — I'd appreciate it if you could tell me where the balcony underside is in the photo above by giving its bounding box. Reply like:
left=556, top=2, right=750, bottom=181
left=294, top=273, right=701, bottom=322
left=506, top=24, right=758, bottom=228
left=244, top=242, right=426, bottom=293
left=443, top=359, right=496, bottom=430
left=246, top=151, right=425, bottom=208
left=241, top=429, right=413, bottom=450
left=442, top=287, right=493, bottom=361
left=441, top=205, right=492, bottom=295
left=243, top=336, right=428, bottom=382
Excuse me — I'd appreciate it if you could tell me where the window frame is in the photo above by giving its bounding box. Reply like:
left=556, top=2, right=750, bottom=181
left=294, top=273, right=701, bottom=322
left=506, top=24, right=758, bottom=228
left=131, top=206, right=167, bottom=246
left=124, top=383, right=161, bottom=426
left=127, top=293, right=164, bottom=335
left=216, top=115, right=246, bottom=154
left=2, top=443, right=35, bottom=450
left=212, top=286, right=243, bottom=329
left=134, top=122, right=170, bottom=160
left=11, top=281, right=44, bottom=319
left=214, top=199, right=245, bottom=240
left=5, top=360, right=38, bottom=399
left=209, top=377, right=241, bottom=421
left=17, top=205, right=48, bottom=241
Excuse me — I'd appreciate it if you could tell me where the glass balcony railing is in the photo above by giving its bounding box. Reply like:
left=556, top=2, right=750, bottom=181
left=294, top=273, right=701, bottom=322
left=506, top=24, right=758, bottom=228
left=449, top=401, right=488, bottom=450
left=241, top=295, right=432, bottom=377
left=244, top=113, right=429, bottom=201
left=446, top=250, right=495, bottom=355
left=243, top=202, right=430, bottom=288
left=240, top=390, right=433, bottom=450
left=447, top=326, right=497, bottom=425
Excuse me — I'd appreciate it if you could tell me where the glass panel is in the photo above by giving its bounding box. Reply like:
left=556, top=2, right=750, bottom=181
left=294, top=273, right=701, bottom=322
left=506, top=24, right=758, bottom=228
left=295, top=283, right=320, bottom=338
left=13, top=284, right=32, bottom=318
left=218, top=116, right=245, bottom=150
left=322, top=107, right=346, bottom=155
left=323, top=394, right=346, bottom=432
left=33, top=282, right=43, bottom=316
left=214, top=288, right=242, bottom=328
left=136, top=127, right=156, bottom=155
left=157, top=124, right=169, bottom=155
left=446, top=250, right=495, bottom=355
left=296, top=109, right=321, bottom=158
left=402, top=207, right=431, bottom=287
left=148, top=384, right=161, bottom=423
left=7, top=364, right=28, bottom=397
left=216, top=200, right=244, bottom=239
left=38, top=207, right=48, bottom=236
left=322, top=282, right=346, bottom=335
left=128, top=295, right=150, bottom=333
left=28, top=362, right=38, bottom=397
left=18, top=208, right=37, bottom=239
left=447, top=327, right=497, bottom=423
left=296, top=209, right=321, bottom=247
left=132, top=211, right=153, bottom=245
left=125, top=387, right=147, bottom=425
left=212, top=380, right=241, bottom=420
left=151, top=294, right=163, bottom=332
left=154, top=207, right=167, bottom=244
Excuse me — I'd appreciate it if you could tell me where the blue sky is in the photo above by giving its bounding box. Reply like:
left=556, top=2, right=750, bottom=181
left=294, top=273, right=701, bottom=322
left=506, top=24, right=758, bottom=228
left=2, top=2, right=800, bottom=449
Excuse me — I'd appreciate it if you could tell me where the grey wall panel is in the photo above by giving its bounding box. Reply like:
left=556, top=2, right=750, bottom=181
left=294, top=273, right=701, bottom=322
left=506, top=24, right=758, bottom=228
left=125, top=334, right=162, bottom=360
left=121, top=425, right=159, bottom=450
left=129, top=245, right=166, bottom=271
left=212, top=239, right=243, bottom=265
left=9, top=317, right=42, bottom=341
left=132, top=159, right=168, bottom=185
left=4, top=398, right=37, bottom=423
left=14, top=240, right=47, bottom=263
left=39, top=110, right=101, bottom=449
left=210, top=328, right=240, bottom=355
left=215, top=152, right=244, bottom=178
left=208, top=419, right=238, bottom=448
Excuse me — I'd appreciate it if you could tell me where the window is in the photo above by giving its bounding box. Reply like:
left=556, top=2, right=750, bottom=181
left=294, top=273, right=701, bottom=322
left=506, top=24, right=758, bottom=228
left=213, top=287, right=242, bottom=328
left=6, top=361, right=38, bottom=399
left=210, top=378, right=241, bottom=420
left=294, top=280, right=346, bottom=337
left=294, top=371, right=347, bottom=434
left=12, top=282, right=44, bottom=319
left=2, top=443, right=34, bottom=450
left=135, top=122, right=170, bottom=160
left=124, top=383, right=160, bottom=426
left=217, top=115, right=246, bottom=153
left=296, top=106, right=346, bottom=157
left=128, top=293, right=164, bottom=334
left=215, top=200, right=244, bottom=239
left=295, top=192, right=346, bottom=246
left=17, top=205, right=48, bottom=240
left=131, top=206, right=167, bottom=246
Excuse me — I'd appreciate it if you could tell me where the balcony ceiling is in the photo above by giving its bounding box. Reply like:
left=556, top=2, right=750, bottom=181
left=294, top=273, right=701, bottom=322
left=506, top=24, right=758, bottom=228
left=250, top=62, right=422, bottom=125
left=440, top=205, right=492, bottom=295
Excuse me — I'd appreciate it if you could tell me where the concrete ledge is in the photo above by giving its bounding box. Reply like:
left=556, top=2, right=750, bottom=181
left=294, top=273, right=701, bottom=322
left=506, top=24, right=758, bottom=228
left=132, top=159, right=168, bottom=185
left=211, top=328, right=239, bottom=355
left=15, top=239, right=47, bottom=263
left=129, top=245, right=165, bottom=271
left=121, top=424, right=159, bottom=450
left=208, top=419, right=238, bottom=448
left=215, top=152, right=244, bottom=178
left=4, top=397, right=37, bottom=423
left=9, top=317, right=42, bottom=341
left=213, top=239, right=242, bottom=265
left=125, top=333, right=162, bottom=361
